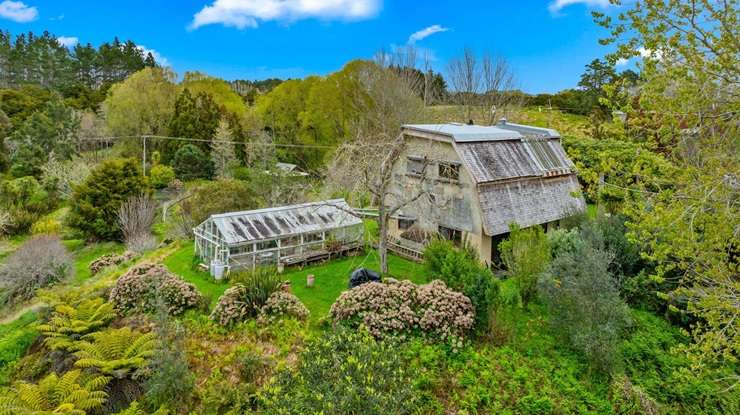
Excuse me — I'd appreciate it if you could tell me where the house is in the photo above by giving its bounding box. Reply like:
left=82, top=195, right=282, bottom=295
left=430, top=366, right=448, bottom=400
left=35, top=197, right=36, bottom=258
left=388, top=120, right=585, bottom=265
left=194, top=199, right=364, bottom=276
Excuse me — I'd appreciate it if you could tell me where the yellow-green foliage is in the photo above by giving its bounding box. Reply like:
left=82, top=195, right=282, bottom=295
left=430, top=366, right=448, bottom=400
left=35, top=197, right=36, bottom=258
left=0, top=370, right=109, bottom=415
left=36, top=298, right=115, bottom=352
left=30, top=218, right=61, bottom=235
left=74, top=327, right=156, bottom=379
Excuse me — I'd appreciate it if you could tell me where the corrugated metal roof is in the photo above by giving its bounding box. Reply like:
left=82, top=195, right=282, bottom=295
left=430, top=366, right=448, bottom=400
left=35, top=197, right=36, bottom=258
left=455, top=138, right=573, bottom=183
left=207, top=199, right=362, bottom=245
left=402, top=122, right=558, bottom=142
left=478, top=175, right=585, bottom=236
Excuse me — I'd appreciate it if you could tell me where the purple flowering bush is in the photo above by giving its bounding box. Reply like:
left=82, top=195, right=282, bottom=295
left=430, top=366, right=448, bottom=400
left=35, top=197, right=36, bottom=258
left=330, top=280, right=475, bottom=339
left=109, top=262, right=202, bottom=315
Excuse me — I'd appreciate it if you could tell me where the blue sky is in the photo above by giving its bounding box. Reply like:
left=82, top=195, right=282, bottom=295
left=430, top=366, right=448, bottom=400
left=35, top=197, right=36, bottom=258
left=0, top=0, right=630, bottom=93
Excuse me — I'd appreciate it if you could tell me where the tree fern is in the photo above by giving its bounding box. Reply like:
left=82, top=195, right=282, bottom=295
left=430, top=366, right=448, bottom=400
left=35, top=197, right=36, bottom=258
left=0, top=370, right=109, bottom=415
left=73, top=327, right=156, bottom=379
left=37, top=298, right=116, bottom=352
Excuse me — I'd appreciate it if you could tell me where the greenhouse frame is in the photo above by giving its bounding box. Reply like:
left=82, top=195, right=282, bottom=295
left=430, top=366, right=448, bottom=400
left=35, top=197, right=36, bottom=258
left=193, top=199, right=364, bottom=275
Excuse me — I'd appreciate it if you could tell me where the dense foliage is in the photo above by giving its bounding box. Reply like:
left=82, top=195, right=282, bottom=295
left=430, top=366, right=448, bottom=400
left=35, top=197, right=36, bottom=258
left=0, top=176, right=57, bottom=235
left=67, top=158, right=148, bottom=241
left=423, top=239, right=499, bottom=333
left=210, top=268, right=283, bottom=326
left=499, top=224, right=550, bottom=308
left=261, top=328, right=421, bottom=415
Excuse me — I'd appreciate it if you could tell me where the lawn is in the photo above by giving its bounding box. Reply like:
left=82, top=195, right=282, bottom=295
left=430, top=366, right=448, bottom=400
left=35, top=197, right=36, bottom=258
left=283, top=250, right=427, bottom=323
left=163, top=241, right=229, bottom=306
left=163, top=241, right=428, bottom=322
left=64, top=239, right=124, bottom=283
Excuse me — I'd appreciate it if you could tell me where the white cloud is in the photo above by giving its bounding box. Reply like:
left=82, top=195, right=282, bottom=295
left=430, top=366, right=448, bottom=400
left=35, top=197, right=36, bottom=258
left=190, top=0, right=381, bottom=30
left=57, top=36, right=78, bottom=47
left=548, top=0, right=610, bottom=14
left=0, top=0, right=38, bottom=23
left=615, top=57, right=629, bottom=67
left=137, top=45, right=170, bottom=67
left=638, top=46, right=664, bottom=60
left=408, top=24, right=449, bottom=44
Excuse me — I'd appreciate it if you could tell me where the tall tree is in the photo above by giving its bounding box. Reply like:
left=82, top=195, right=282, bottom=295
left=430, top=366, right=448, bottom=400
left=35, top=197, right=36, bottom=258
left=595, top=0, right=739, bottom=388
left=164, top=88, right=220, bottom=161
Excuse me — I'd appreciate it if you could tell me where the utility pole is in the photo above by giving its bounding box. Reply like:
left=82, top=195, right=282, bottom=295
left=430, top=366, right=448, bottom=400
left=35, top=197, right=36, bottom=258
left=142, top=135, right=147, bottom=176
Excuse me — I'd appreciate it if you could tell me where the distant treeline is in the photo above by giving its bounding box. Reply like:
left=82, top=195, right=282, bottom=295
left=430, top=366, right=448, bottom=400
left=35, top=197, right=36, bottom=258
left=0, top=30, right=157, bottom=109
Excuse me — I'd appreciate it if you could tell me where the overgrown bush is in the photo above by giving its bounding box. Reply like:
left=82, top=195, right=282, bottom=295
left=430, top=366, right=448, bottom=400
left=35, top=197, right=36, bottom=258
left=330, top=280, right=475, bottom=340
left=609, top=375, right=661, bottom=415
left=424, top=239, right=499, bottom=333
left=0, top=176, right=57, bottom=235
left=67, top=158, right=148, bottom=241
left=538, top=230, right=630, bottom=373
left=30, top=217, right=61, bottom=235
left=148, top=164, right=175, bottom=189
left=109, top=263, right=203, bottom=315
left=89, top=251, right=136, bottom=276
left=260, top=328, right=421, bottom=415
left=144, top=309, right=194, bottom=412
left=0, top=235, right=73, bottom=308
left=258, top=291, right=309, bottom=323
left=499, top=224, right=550, bottom=308
left=172, top=144, right=214, bottom=181
left=210, top=268, right=282, bottom=326
left=175, top=178, right=261, bottom=237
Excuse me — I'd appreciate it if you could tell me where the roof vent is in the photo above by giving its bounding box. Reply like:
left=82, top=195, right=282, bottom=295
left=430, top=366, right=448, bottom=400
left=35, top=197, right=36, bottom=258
left=496, top=118, right=508, bottom=126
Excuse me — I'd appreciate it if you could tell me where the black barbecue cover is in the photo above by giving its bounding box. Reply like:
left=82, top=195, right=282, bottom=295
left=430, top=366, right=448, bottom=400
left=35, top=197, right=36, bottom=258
left=348, top=268, right=381, bottom=289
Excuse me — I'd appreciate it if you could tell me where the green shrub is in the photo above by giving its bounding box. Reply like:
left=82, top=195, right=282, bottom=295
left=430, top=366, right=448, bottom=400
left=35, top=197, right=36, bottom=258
left=148, top=164, right=175, bottom=189
left=0, top=176, right=57, bottom=235
left=538, top=230, right=630, bottom=373
left=144, top=311, right=194, bottom=412
left=330, top=280, right=475, bottom=340
left=30, top=217, right=61, bottom=235
left=210, top=268, right=282, bottom=326
left=620, top=310, right=740, bottom=414
left=424, top=239, right=499, bottom=333
left=172, top=144, right=214, bottom=181
left=66, top=158, right=148, bottom=241
left=0, top=370, right=110, bottom=414
left=109, top=263, right=203, bottom=316
left=499, top=224, right=550, bottom=308
left=260, top=328, right=421, bottom=415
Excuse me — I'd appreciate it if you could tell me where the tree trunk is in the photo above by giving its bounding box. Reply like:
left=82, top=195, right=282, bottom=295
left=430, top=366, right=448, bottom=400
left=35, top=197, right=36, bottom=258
left=377, top=207, right=389, bottom=275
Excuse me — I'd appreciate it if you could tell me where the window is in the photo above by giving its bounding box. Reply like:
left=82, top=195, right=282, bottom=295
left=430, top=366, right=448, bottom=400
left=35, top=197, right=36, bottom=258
left=304, top=232, right=323, bottom=243
left=406, top=157, right=427, bottom=176
left=256, top=240, right=278, bottom=251
left=230, top=244, right=254, bottom=255
left=398, top=218, right=415, bottom=230
left=438, top=162, right=460, bottom=181
left=438, top=225, right=462, bottom=245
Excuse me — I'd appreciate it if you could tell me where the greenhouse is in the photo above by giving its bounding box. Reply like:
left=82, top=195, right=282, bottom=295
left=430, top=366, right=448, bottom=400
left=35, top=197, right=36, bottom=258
left=194, top=199, right=364, bottom=276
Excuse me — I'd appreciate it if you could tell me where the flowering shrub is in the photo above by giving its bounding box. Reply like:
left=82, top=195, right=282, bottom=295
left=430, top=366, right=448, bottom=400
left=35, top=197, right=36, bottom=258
left=109, top=263, right=202, bottom=315
left=210, top=285, right=250, bottom=326
left=89, top=251, right=136, bottom=276
left=210, top=269, right=283, bottom=326
left=330, top=280, right=475, bottom=339
left=258, top=291, right=309, bottom=323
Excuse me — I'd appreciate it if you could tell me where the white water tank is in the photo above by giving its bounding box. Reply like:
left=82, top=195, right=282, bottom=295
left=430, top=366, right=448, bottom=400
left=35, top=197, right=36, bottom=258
left=210, top=260, right=226, bottom=280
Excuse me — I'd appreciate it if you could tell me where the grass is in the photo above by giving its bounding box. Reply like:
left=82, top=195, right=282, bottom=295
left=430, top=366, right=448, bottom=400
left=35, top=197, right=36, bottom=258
left=163, top=240, right=428, bottom=322
left=163, top=241, right=229, bottom=306
left=0, top=311, right=38, bottom=384
left=283, top=249, right=427, bottom=323
left=64, top=239, right=124, bottom=283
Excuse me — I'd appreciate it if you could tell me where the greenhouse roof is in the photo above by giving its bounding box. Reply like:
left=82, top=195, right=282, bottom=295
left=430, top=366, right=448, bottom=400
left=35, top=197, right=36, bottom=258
left=204, top=199, right=362, bottom=245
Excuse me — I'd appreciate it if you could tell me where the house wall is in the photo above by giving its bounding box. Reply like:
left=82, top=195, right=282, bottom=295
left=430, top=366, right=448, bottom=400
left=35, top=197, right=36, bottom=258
left=388, top=132, right=491, bottom=263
